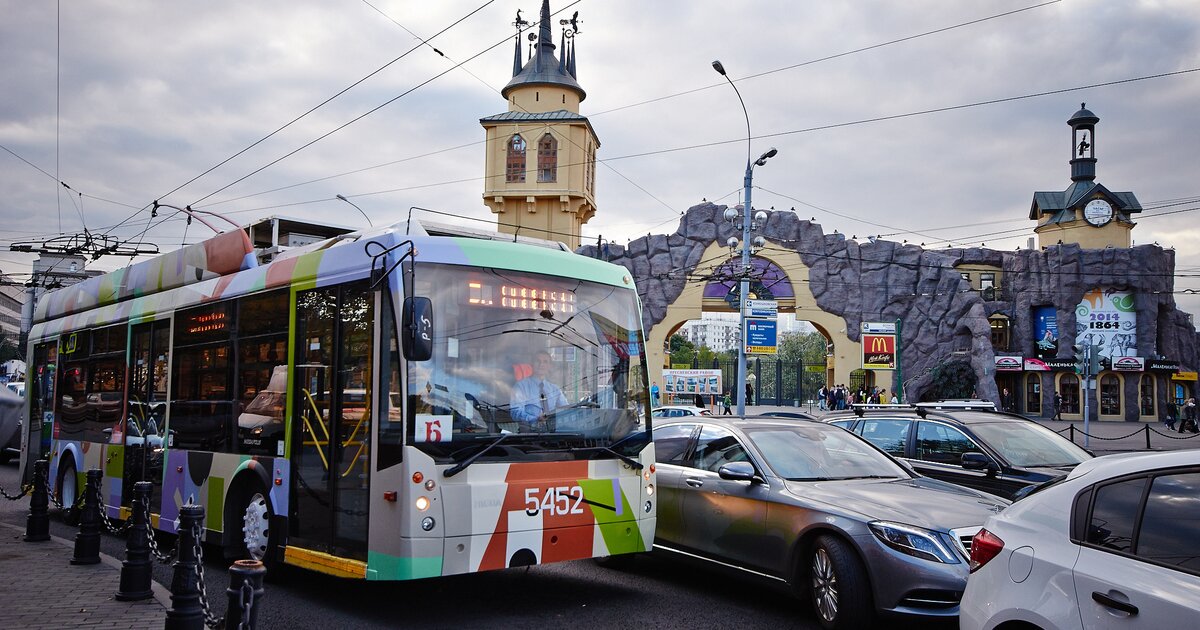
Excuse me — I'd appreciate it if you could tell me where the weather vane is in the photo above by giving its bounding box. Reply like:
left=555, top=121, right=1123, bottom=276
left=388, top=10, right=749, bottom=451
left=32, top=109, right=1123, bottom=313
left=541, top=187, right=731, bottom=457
left=559, top=10, right=581, bottom=37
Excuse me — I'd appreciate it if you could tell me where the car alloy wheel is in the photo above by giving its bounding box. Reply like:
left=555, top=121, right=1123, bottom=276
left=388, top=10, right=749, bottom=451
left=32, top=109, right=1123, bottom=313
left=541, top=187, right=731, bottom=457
left=811, top=546, right=839, bottom=623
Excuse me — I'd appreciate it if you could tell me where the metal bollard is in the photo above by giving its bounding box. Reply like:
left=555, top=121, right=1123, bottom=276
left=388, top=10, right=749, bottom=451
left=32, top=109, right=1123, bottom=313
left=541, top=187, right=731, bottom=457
left=70, top=469, right=103, bottom=565
left=164, top=503, right=205, bottom=630
left=226, top=559, right=267, bottom=630
left=24, top=459, right=51, bottom=542
left=117, top=481, right=154, bottom=601
left=1145, top=425, right=1152, bottom=450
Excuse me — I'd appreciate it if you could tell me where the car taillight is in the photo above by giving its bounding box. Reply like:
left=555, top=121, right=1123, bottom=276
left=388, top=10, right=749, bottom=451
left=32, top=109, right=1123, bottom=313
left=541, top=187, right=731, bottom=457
left=969, top=528, right=1004, bottom=573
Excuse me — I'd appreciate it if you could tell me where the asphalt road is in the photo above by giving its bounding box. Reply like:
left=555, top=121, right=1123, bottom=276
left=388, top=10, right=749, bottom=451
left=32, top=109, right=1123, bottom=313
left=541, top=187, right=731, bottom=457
left=0, top=461, right=959, bottom=629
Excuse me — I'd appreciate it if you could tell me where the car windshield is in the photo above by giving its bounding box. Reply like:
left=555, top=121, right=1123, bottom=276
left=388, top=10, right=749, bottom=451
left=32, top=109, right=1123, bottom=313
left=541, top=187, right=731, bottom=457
left=968, top=421, right=1091, bottom=467
left=402, top=263, right=650, bottom=461
left=748, top=424, right=909, bottom=481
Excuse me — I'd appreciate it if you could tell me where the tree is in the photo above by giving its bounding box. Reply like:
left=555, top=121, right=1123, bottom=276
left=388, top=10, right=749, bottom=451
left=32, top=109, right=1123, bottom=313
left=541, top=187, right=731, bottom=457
left=669, top=334, right=695, bottom=366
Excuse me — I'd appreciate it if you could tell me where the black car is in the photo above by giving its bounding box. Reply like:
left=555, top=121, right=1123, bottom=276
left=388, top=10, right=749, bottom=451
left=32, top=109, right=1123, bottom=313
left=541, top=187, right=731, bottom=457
left=824, top=405, right=1092, bottom=499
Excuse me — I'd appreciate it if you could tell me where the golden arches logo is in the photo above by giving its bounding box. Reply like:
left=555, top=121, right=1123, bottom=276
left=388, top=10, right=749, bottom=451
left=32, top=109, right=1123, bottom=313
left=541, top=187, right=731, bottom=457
left=868, top=336, right=892, bottom=354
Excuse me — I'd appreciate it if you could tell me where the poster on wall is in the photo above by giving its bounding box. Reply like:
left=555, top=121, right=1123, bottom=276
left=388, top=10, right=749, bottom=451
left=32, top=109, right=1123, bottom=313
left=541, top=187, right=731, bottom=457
left=1076, top=289, right=1137, bottom=360
left=1032, top=305, right=1058, bottom=360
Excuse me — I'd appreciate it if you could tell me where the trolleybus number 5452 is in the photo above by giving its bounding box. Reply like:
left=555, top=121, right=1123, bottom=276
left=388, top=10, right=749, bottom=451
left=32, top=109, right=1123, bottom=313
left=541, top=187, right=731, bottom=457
left=524, top=485, right=585, bottom=516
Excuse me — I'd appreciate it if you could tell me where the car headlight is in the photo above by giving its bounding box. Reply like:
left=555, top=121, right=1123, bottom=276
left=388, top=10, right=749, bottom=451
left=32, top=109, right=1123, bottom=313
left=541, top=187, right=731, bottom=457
left=869, top=521, right=960, bottom=564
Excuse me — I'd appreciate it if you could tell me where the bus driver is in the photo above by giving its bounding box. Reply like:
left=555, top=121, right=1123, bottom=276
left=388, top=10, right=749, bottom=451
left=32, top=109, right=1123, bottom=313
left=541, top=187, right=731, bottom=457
left=510, top=350, right=568, bottom=431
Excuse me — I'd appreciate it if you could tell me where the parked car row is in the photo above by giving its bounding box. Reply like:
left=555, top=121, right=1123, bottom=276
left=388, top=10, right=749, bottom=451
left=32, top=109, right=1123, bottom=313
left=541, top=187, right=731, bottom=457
left=641, top=406, right=1198, bottom=629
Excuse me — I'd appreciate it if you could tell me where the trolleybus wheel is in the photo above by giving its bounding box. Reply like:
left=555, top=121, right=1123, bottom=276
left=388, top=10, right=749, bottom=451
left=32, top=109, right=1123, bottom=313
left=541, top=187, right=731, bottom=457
left=242, top=489, right=275, bottom=562
left=57, top=458, right=80, bottom=526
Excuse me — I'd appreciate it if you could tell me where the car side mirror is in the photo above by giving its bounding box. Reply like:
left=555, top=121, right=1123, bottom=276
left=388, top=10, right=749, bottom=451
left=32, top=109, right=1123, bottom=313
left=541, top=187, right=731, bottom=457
left=961, top=452, right=994, bottom=472
left=717, top=461, right=759, bottom=483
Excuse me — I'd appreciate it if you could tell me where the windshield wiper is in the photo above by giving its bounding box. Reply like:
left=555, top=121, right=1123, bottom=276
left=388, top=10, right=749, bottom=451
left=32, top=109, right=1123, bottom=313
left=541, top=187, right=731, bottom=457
left=548, top=445, right=644, bottom=470
left=442, top=432, right=555, bottom=477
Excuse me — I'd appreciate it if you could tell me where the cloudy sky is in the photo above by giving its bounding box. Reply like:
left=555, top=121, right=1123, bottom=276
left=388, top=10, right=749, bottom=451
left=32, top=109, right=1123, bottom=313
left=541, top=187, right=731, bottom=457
left=3, top=0, right=1199, bottom=310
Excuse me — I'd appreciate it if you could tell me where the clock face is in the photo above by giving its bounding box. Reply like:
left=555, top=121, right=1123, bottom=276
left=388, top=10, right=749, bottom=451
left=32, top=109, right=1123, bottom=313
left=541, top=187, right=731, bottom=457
left=1084, top=199, right=1114, bottom=226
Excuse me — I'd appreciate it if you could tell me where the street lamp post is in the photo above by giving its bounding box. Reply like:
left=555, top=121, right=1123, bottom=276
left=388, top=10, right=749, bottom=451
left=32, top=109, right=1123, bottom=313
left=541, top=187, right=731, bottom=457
left=335, top=194, right=374, bottom=227
left=713, top=59, right=776, bottom=416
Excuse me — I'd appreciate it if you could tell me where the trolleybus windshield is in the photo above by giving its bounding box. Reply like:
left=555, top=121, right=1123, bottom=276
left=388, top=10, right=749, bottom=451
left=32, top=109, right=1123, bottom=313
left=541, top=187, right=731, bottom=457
left=403, top=264, right=649, bottom=461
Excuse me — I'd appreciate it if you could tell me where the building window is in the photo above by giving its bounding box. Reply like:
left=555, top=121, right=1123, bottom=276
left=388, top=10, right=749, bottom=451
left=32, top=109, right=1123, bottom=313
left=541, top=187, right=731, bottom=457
left=979, top=273, right=995, bottom=290
left=989, top=315, right=1010, bottom=352
left=506, top=135, right=526, bottom=183
left=1025, top=374, right=1041, bottom=414
left=1060, top=374, right=1080, bottom=414
left=960, top=272, right=970, bottom=282
left=537, top=133, right=557, bottom=183
left=586, top=146, right=596, bottom=195
left=1140, top=375, right=1156, bottom=417
left=1100, top=373, right=1121, bottom=415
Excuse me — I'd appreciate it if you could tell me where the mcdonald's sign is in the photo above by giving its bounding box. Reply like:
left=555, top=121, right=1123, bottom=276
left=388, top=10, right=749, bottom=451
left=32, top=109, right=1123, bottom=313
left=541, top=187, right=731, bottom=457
left=862, top=334, right=896, bottom=370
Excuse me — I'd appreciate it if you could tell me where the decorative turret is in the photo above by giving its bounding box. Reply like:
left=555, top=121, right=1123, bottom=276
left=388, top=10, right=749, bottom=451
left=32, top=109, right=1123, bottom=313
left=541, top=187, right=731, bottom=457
left=1069, top=103, right=1099, bottom=182
left=481, top=1, right=599, bottom=250
left=502, top=0, right=585, bottom=106
left=1030, top=104, right=1141, bottom=249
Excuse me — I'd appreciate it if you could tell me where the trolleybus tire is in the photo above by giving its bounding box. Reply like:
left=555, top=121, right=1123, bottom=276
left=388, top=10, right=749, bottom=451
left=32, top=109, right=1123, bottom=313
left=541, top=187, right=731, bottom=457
left=57, top=457, right=81, bottom=526
left=227, top=480, right=279, bottom=567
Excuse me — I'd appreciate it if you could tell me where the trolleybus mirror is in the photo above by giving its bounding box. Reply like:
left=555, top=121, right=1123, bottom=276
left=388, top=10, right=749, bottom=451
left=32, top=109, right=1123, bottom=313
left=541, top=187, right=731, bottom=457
left=402, top=296, right=434, bottom=361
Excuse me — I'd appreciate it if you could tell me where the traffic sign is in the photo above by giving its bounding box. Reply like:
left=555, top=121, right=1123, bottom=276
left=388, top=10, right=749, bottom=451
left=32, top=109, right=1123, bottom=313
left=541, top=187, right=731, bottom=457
left=862, top=322, right=897, bottom=334
left=744, top=299, right=778, bottom=318
left=745, top=318, right=777, bottom=354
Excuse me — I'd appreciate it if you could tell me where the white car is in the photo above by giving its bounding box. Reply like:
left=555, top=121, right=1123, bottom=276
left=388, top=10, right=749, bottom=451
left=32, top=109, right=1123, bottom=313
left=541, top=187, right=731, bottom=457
left=961, top=450, right=1200, bottom=630
left=650, top=405, right=713, bottom=418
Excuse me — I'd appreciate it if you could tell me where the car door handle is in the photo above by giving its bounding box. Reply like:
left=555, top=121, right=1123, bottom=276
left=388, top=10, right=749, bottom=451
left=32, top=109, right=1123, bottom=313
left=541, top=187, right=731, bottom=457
left=1092, top=591, right=1138, bottom=616
left=685, top=478, right=704, bottom=488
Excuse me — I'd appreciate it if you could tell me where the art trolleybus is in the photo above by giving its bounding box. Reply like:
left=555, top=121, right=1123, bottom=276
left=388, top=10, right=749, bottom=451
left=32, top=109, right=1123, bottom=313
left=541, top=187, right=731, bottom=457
left=20, top=219, right=655, bottom=579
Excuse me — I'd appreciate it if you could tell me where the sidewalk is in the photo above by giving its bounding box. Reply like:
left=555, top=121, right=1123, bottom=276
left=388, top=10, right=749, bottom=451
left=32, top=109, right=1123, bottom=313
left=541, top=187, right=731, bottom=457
left=0, top=520, right=169, bottom=629
left=741, top=404, right=1200, bottom=454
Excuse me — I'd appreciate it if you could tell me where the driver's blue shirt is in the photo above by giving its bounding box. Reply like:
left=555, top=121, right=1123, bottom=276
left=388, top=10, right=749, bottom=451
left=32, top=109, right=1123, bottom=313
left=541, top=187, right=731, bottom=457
left=510, top=377, right=568, bottom=423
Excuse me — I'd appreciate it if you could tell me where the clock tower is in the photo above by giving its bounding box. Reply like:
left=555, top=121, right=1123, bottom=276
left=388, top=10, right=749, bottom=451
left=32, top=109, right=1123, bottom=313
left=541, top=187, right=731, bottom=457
left=480, top=1, right=598, bottom=250
left=1030, top=104, right=1141, bottom=249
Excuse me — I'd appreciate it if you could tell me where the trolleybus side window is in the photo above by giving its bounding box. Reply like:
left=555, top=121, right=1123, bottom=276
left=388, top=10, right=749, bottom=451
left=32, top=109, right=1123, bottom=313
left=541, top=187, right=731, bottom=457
left=171, top=301, right=235, bottom=451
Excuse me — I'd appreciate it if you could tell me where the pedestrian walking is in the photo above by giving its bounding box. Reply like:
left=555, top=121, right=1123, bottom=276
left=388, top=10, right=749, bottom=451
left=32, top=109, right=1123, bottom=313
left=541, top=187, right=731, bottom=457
left=722, top=391, right=733, bottom=415
left=650, top=381, right=660, bottom=408
left=1052, top=391, right=1063, bottom=421
left=1181, top=397, right=1198, bottom=433
left=818, top=385, right=827, bottom=411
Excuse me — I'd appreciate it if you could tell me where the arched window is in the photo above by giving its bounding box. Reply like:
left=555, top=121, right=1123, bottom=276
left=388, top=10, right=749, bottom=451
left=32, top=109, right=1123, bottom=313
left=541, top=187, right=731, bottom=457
left=1100, top=373, right=1121, bottom=415
left=1025, top=374, right=1041, bottom=414
left=506, top=135, right=526, bottom=183
left=1060, top=374, right=1080, bottom=414
left=586, top=145, right=596, bottom=194
left=537, top=133, right=558, bottom=182
left=1139, top=374, right=1156, bottom=417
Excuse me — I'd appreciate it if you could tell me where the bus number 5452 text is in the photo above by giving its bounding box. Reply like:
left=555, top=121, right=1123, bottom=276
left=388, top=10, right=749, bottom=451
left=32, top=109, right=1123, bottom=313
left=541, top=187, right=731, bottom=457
left=524, top=486, right=584, bottom=516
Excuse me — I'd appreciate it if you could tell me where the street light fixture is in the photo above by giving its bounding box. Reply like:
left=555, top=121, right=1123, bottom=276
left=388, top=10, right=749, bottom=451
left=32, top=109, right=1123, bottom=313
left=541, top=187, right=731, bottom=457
left=713, top=59, right=777, bottom=415
left=335, top=194, right=374, bottom=227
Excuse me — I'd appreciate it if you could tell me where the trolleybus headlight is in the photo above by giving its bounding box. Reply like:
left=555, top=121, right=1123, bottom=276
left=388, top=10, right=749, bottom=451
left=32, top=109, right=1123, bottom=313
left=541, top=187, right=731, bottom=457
left=424, top=479, right=436, bottom=491
left=421, top=516, right=436, bottom=531
left=644, top=500, right=653, bottom=514
left=415, top=496, right=430, bottom=511
left=645, top=483, right=654, bottom=496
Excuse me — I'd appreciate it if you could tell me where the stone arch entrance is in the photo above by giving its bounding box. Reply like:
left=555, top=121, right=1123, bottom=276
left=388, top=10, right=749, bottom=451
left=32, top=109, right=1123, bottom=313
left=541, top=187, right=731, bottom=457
left=642, top=239, right=861, bottom=399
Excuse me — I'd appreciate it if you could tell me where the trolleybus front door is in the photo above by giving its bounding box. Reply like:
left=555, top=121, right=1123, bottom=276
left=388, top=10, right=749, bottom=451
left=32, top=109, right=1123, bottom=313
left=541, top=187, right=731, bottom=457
left=291, top=282, right=373, bottom=560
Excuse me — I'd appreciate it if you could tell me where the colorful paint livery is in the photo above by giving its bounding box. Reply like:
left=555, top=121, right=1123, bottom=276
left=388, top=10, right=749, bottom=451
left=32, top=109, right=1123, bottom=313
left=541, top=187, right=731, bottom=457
left=23, top=219, right=655, bottom=580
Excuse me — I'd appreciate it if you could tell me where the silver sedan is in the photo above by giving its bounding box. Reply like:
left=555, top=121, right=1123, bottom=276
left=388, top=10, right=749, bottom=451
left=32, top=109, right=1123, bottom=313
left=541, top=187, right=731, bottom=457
left=653, top=417, right=1009, bottom=629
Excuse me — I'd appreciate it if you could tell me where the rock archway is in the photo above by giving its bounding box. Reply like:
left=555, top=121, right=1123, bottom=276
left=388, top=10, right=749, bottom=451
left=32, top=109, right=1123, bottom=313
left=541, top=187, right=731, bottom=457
left=577, top=202, right=998, bottom=403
